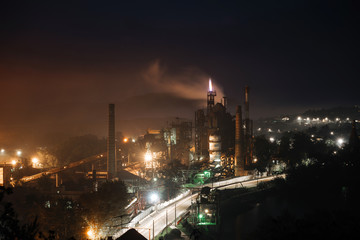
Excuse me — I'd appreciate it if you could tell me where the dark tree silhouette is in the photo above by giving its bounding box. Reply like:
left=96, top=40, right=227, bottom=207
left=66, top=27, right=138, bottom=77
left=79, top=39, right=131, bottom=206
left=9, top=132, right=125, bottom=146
left=253, top=135, right=276, bottom=173
left=0, top=186, right=39, bottom=240
left=79, top=180, right=128, bottom=235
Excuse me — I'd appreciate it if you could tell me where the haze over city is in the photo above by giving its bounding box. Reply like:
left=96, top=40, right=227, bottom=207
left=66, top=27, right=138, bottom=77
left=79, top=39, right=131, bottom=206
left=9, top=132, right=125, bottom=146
left=1, top=1, right=358, bottom=147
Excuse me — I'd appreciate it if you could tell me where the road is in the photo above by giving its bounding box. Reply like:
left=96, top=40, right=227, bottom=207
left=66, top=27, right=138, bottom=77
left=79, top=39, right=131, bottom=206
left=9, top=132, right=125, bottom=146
left=115, top=175, right=283, bottom=239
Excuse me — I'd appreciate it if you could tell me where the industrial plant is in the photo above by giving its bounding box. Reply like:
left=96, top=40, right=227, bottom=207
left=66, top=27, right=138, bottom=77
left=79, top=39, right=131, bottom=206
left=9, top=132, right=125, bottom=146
left=1, top=80, right=359, bottom=240
left=194, top=79, right=254, bottom=177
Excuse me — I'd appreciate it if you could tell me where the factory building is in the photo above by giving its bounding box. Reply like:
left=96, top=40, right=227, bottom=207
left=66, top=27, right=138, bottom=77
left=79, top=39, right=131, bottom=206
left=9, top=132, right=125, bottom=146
left=164, top=119, right=192, bottom=166
left=194, top=79, right=253, bottom=176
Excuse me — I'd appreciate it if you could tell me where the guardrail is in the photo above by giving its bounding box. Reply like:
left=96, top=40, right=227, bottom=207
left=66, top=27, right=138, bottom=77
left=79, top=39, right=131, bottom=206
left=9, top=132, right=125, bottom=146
left=203, top=175, right=253, bottom=188
left=136, top=190, right=191, bottom=226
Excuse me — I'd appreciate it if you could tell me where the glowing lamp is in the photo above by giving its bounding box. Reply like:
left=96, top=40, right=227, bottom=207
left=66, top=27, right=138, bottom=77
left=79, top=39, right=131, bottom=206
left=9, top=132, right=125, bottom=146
left=149, top=193, right=159, bottom=203
left=32, top=157, right=39, bottom=164
left=87, top=229, right=95, bottom=238
left=145, top=152, right=152, bottom=161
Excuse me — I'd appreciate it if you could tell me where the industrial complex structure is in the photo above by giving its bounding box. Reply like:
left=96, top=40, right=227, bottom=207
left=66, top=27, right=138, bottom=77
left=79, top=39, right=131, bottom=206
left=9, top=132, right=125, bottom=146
left=1, top=80, right=359, bottom=239
left=107, top=103, right=116, bottom=179
left=194, top=79, right=254, bottom=176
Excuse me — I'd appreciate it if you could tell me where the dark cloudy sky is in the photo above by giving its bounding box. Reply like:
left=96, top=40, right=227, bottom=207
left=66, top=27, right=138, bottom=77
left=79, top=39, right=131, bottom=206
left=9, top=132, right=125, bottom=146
left=0, top=0, right=359, bottom=146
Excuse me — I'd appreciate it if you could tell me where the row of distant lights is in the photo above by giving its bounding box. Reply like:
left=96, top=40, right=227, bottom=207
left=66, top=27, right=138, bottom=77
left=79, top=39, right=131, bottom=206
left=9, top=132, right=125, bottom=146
left=296, top=116, right=352, bottom=123
left=257, top=128, right=281, bottom=133
left=1, top=149, right=40, bottom=166
left=267, top=135, right=345, bottom=147
left=1, top=149, right=22, bottom=156
left=258, top=117, right=354, bottom=133
left=122, top=138, right=136, bottom=143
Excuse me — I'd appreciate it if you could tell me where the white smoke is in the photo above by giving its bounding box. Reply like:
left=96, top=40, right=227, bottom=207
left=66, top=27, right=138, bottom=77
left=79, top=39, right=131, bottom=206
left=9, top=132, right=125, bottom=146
left=142, top=60, right=225, bottom=103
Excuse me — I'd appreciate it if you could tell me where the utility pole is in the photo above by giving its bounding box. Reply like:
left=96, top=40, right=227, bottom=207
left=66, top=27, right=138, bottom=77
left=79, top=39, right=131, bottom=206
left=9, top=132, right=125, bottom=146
left=166, top=210, right=168, bottom=234
left=174, top=203, right=177, bottom=226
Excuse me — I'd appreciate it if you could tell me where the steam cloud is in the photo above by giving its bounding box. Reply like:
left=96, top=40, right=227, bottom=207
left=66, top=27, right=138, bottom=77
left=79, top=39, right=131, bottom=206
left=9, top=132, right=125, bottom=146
left=142, top=60, right=225, bottom=104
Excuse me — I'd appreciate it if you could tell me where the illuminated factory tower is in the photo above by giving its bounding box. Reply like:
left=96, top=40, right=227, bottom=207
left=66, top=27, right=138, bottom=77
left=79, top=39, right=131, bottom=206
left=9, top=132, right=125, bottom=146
left=207, top=79, right=216, bottom=114
left=107, top=103, right=116, bottom=179
left=207, top=79, right=221, bottom=166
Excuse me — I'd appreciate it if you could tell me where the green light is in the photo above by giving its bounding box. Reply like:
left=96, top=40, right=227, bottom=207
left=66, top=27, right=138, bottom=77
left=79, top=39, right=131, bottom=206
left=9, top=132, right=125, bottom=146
left=198, top=222, right=216, bottom=226
left=203, top=171, right=211, bottom=178
left=199, top=214, right=203, bottom=218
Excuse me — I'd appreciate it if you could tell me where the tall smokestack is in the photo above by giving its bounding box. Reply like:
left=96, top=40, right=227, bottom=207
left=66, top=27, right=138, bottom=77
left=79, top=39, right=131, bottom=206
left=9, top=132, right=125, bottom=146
left=223, top=96, right=228, bottom=109
left=235, top=105, right=244, bottom=176
left=244, top=86, right=252, bottom=168
left=107, top=103, right=116, bottom=179
left=244, top=86, right=250, bottom=136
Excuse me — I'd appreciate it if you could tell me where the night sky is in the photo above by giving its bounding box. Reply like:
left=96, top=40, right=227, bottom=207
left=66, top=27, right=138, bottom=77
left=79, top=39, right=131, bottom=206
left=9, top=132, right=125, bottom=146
left=0, top=1, right=359, bottom=146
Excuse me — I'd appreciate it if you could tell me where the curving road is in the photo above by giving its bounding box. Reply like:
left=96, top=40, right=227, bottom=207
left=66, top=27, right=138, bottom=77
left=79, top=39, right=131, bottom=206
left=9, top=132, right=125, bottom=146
left=116, top=175, right=283, bottom=239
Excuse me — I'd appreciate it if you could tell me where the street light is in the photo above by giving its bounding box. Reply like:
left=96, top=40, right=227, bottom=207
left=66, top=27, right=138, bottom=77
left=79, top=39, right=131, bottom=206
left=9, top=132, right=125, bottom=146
left=87, top=229, right=95, bottom=239
left=16, top=150, right=22, bottom=156
left=11, top=160, right=17, bottom=166
left=145, top=152, right=152, bottom=161
left=32, top=157, right=39, bottom=168
left=337, top=138, right=344, bottom=148
left=149, top=192, right=159, bottom=203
